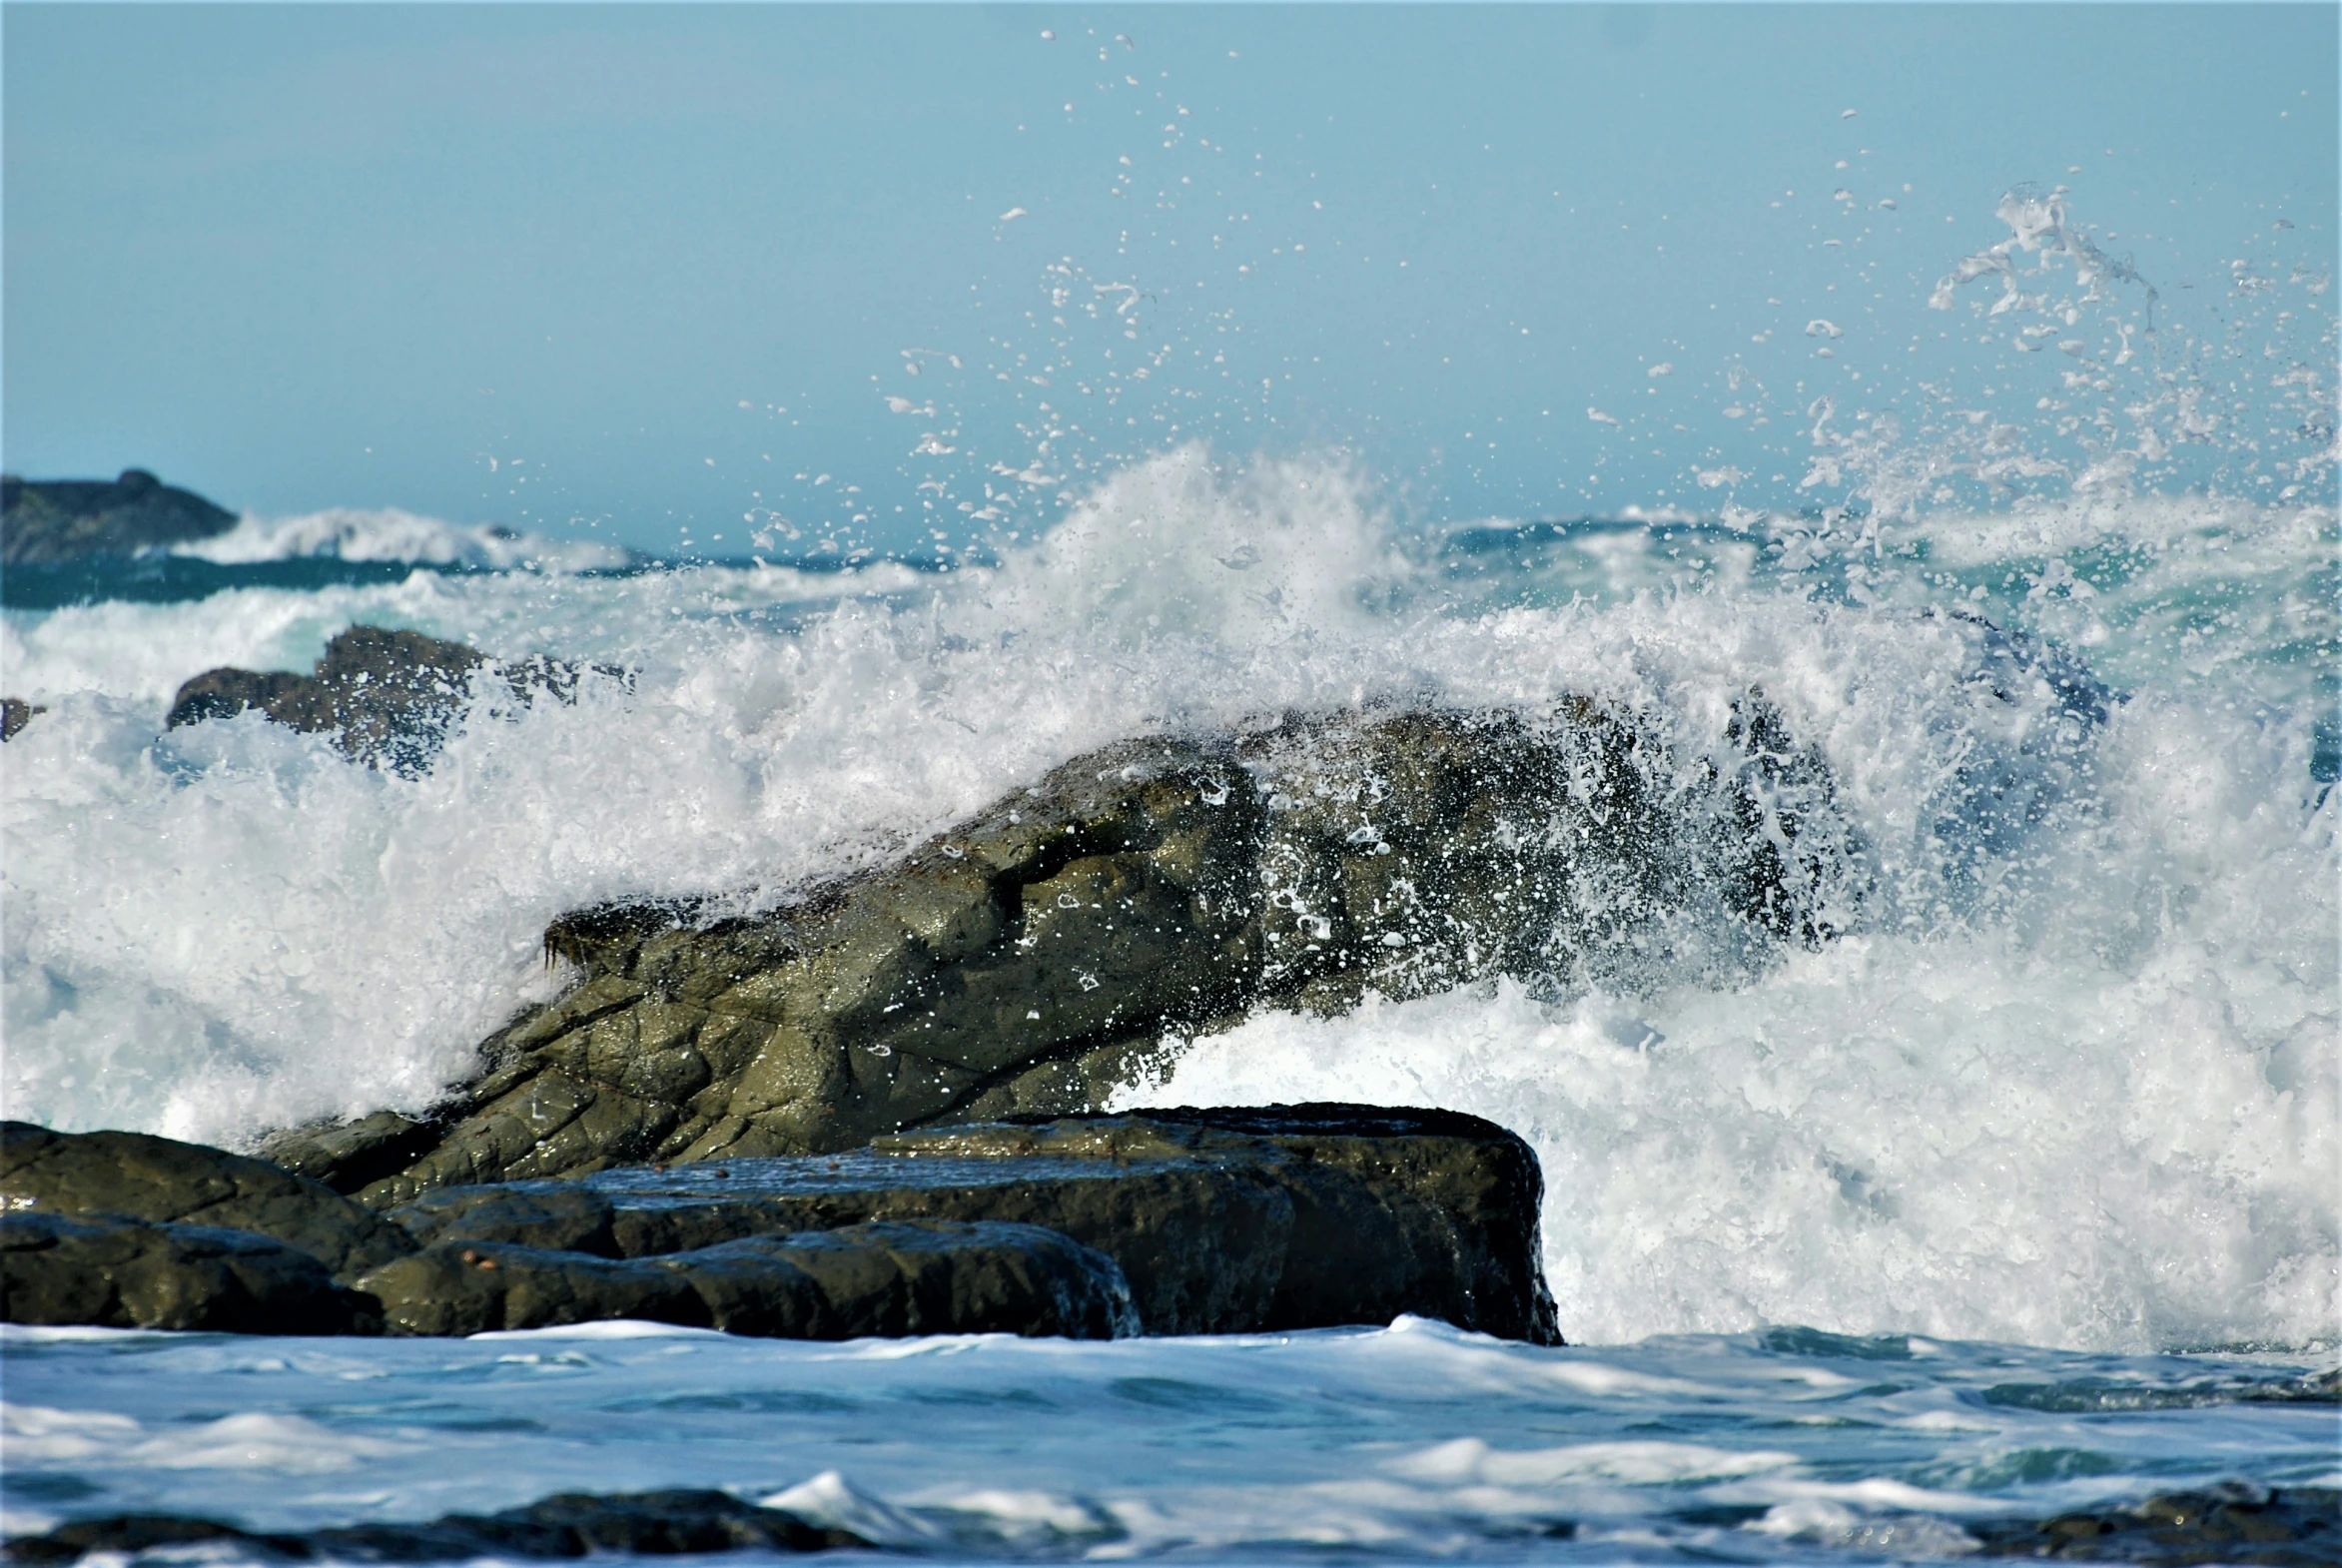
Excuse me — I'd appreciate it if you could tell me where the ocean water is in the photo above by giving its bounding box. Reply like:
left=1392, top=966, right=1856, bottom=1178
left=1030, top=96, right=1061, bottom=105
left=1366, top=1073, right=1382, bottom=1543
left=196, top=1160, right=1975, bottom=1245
left=3, top=195, right=2338, bottom=1557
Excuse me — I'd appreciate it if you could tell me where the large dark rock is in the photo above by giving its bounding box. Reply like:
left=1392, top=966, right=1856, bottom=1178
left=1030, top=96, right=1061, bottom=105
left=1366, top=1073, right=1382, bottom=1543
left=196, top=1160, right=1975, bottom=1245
left=166, top=625, right=491, bottom=772
left=0, top=1211, right=372, bottom=1333
left=4, top=1489, right=869, bottom=1563
left=285, top=701, right=1849, bottom=1195
left=383, top=1105, right=1557, bottom=1341
left=0, top=1105, right=1554, bottom=1341
left=0, top=1122, right=415, bottom=1281
left=258, top=1110, right=443, bottom=1195
left=0, top=698, right=41, bottom=741
left=355, top=1218, right=1137, bottom=1339
left=0, top=469, right=238, bottom=564
left=1972, top=1484, right=2340, bottom=1564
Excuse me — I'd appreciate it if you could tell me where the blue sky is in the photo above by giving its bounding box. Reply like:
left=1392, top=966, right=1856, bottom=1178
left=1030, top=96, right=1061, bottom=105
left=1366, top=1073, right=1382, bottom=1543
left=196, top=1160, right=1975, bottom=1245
left=5, top=4, right=2334, bottom=552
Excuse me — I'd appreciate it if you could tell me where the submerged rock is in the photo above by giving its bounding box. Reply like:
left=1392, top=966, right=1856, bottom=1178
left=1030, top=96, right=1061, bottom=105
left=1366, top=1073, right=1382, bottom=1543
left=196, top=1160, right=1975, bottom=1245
left=0, top=1211, right=372, bottom=1334
left=0, top=1122, right=415, bottom=1281
left=164, top=624, right=611, bottom=773
left=294, top=701, right=1850, bottom=1195
left=0, top=468, right=237, bottom=564
left=3, top=1488, right=870, bottom=1563
left=1971, top=1483, right=2340, bottom=1564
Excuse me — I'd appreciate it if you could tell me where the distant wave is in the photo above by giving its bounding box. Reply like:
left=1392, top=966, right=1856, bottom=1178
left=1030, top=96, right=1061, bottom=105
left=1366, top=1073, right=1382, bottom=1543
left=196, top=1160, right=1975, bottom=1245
left=179, top=508, right=634, bottom=571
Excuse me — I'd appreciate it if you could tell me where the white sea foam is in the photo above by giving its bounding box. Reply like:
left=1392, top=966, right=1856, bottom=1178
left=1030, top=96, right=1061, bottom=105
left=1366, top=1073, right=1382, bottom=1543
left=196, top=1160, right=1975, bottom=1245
left=2, top=446, right=2333, bottom=1350
left=179, top=507, right=632, bottom=571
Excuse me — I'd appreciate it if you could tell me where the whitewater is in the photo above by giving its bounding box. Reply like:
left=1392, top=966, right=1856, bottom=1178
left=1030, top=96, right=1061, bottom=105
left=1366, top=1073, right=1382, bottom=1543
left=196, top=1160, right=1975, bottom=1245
left=4, top=195, right=2338, bottom=1559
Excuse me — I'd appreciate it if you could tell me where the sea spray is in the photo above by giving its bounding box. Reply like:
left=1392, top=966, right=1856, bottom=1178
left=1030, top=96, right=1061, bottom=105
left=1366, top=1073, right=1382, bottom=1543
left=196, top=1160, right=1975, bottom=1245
left=4, top=443, right=2334, bottom=1348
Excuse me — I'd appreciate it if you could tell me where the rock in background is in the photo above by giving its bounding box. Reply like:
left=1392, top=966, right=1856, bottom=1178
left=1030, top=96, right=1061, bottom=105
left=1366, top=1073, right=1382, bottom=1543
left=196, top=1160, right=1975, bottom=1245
left=166, top=623, right=615, bottom=773
left=2, top=1106, right=1559, bottom=1343
left=0, top=469, right=237, bottom=563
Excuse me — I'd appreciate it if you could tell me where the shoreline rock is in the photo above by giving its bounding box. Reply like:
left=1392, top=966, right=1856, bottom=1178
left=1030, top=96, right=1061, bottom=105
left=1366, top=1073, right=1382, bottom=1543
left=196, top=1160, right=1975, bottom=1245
left=0, top=1122, right=416, bottom=1281
left=274, top=699, right=1851, bottom=1196
left=0, top=1211, right=375, bottom=1334
left=2, top=1105, right=1560, bottom=1343
left=165, top=624, right=607, bottom=774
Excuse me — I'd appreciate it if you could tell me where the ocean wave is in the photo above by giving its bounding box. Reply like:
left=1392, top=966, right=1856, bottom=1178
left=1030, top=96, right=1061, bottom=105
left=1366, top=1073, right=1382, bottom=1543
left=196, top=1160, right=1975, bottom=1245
left=2, top=446, right=2333, bottom=1350
left=178, top=507, right=633, bottom=571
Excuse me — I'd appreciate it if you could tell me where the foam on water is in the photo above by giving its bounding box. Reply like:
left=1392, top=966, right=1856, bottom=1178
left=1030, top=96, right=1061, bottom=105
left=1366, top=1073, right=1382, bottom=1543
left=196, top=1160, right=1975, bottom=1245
left=179, top=507, right=633, bottom=572
left=0, top=1319, right=2331, bottom=1558
left=3, top=442, right=2335, bottom=1351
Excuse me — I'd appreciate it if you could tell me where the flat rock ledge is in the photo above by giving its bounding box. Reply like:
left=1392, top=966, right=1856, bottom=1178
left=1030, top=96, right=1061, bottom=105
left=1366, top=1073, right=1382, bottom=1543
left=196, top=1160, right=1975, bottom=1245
left=4, top=1490, right=869, bottom=1564
left=265, top=699, right=1850, bottom=1199
left=1, top=1104, right=1560, bottom=1343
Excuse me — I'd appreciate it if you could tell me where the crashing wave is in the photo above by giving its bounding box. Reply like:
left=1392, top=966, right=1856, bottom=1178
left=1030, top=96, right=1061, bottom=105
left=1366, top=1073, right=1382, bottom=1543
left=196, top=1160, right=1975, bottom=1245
left=179, top=507, right=633, bottom=571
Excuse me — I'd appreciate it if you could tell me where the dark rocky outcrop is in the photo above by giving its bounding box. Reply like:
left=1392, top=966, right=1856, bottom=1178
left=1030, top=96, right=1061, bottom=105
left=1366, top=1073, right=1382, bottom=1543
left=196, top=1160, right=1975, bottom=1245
left=4, top=1489, right=869, bottom=1563
left=0, top=1106, right=1556, bottom=1342
left=1973, top=1484, right=2340, bottom=1565
left=282, top=701, right=1849, bottom=1196
left=163, top=624, right=603, bottom=773
left=0, top=1211, right=373, bottom=1333
left=0, top=698, right=42, bottom=741
left=383, top=1105, right=1557, bottom=1341
left=1, top=469, right=237, bottom=564
left=0, top=1122, right=416, bottom=1281
left=357, top=1218, right=1137, bottom=1339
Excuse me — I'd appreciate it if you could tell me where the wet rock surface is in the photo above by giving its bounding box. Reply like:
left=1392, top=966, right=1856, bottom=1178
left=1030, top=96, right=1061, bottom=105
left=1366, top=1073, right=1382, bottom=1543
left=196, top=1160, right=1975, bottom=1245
left=0, top=1122, right=416, bottom=1281
left=1973, top=1485, right=2341, bottom=1565
left=3, top=1489, right=869, bottom=1562
left=164, top=624, right=602, bottom=773
left=0, top=1211, right=372, bottom=1334
left=1, top=469, right=237, bottom=564
left=0, top=1106, right=1553, bottom=1342
left=0, top=698, right=42, bottom=741
left=283, top=700, right=1849, bottom=1196
left=450, top=1104, right=1557, bottom=1341
left=356, top=1217, right=1136, bottom=1339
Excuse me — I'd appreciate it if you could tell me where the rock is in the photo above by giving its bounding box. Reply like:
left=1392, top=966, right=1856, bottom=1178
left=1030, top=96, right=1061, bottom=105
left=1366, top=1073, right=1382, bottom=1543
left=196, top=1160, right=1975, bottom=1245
left=256, top=1111, right=442, bottom=1195
left=302, top=701, right=1850, bottom=1195
left=352, top=1237, right=706, bottom=1335
left=1, top=469, right=237, bottom=564
left=384, top=1105, right=1557, bottom=1341
left=0, top=698, right=42, bottom=741
left=0, top=1211, right=372, bottom=1333
left=389, top=1179, right=619, bottom=1254
left=0, top=1122, right=415, bottom=1281
left=166, top=625, right=483, bottom=773
left=3, top=1489, right=869, bottom=1563
left=1972, top=1483, right=2340, bottom=1564
left=164, top=624, right=615, bottom=774
left=0, top=1105, right=1552, bottom=1341
left=354, top=1218, right=1137, bottom=1340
